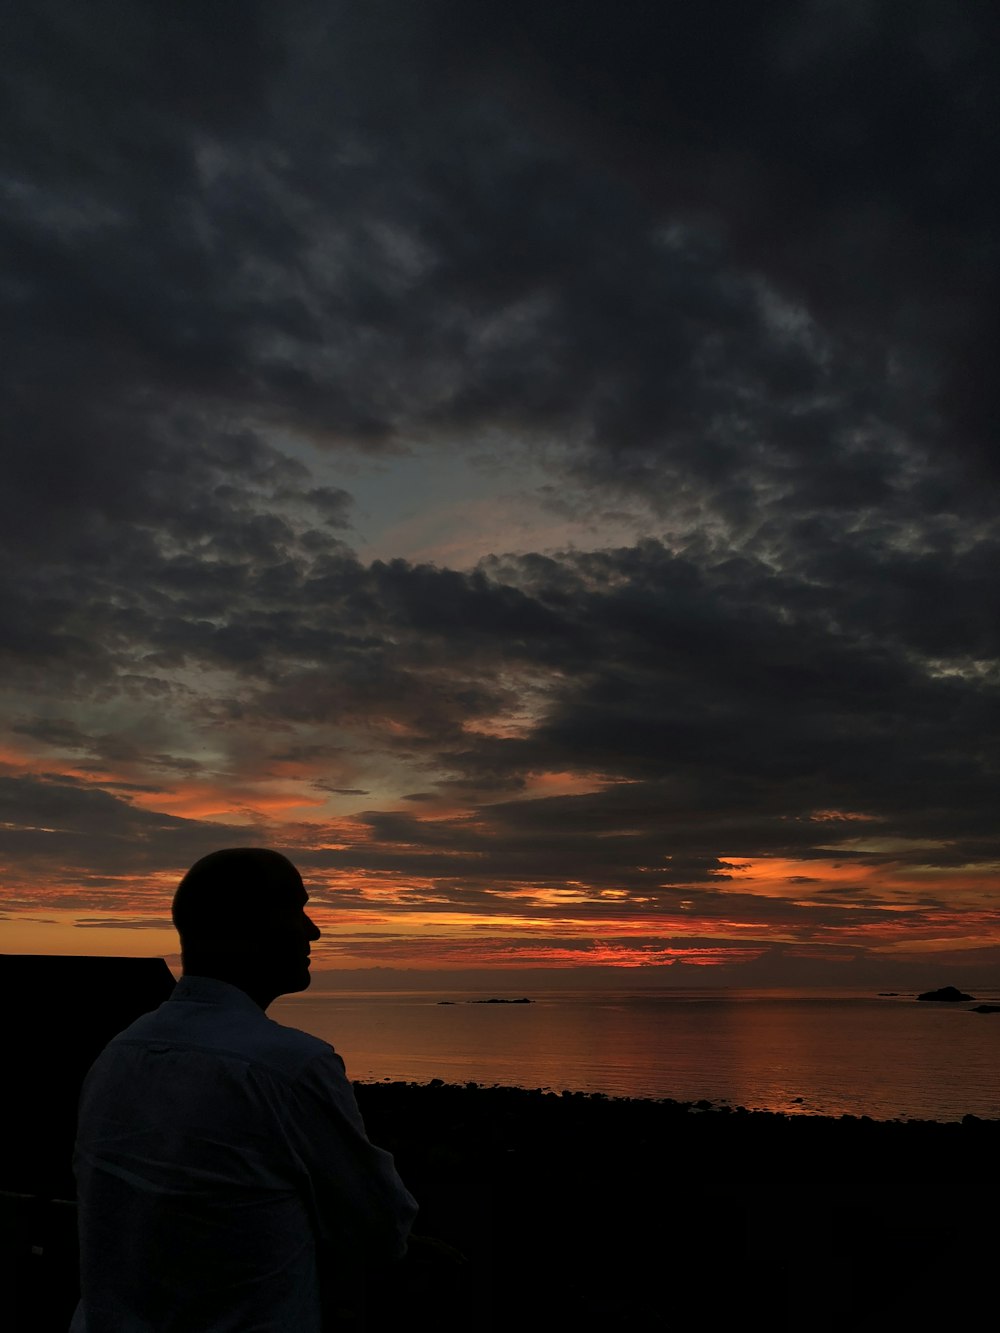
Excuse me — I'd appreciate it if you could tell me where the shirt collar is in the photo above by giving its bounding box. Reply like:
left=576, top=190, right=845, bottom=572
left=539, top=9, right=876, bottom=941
left=170, top=974, right=265, bottom=1014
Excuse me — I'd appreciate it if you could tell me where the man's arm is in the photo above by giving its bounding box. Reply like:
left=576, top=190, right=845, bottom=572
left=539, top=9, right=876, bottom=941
left=282, top=1047, right=418, bottom=1263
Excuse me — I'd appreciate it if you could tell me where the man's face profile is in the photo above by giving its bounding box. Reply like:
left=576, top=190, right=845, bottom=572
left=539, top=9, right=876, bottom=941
left=251, top=886, right=320, bottom=995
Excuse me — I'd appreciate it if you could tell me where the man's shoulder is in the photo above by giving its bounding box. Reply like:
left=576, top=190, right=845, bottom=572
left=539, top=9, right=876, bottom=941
left=107, top=989, right=340, bottom=1082
left=250, top=1017, right=340, bottom=1076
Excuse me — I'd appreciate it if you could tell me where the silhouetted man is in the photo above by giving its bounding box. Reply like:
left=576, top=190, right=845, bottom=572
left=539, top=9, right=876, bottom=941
left=72, top=848, right=417, bottom=1332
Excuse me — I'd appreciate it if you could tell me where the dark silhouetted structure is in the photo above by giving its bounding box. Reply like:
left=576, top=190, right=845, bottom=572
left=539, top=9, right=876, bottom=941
left=1, top=953, right=175, bottom=1331
left=1, top=954, right=175, bottom=1198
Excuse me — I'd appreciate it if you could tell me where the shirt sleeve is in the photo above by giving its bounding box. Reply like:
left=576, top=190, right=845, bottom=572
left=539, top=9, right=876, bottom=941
left=280, top=1047, right=418, bottom=1263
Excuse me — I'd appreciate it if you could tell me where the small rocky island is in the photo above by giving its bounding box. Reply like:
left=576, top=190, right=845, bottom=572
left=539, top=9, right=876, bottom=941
left=916, top=986, right=974, bottom=1002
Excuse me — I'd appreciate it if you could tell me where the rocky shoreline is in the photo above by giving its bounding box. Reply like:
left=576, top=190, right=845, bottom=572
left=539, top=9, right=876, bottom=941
left=355, top=1079, right=998, bottom=1333
left=10, top=1076, right=996, bottom=1333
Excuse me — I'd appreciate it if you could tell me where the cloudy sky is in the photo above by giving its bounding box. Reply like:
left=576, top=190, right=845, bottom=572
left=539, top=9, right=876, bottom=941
left=4, top=1, right=998, bottom=986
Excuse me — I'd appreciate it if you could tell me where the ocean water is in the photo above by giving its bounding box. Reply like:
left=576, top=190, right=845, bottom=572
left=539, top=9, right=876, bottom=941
left=271, top=987, right=1000, bottom=1123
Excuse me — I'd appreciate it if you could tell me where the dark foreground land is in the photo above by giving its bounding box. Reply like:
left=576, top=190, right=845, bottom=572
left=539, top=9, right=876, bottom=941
left=356, top=1080, right=997, bottom=1333
left=5, top=959, right=992, bottom=1330
left=6, top=1080, right=996, bottom=1332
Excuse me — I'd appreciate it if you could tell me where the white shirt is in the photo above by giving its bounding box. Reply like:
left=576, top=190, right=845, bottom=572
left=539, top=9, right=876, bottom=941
left=71, top=975, right=417, bottom=1332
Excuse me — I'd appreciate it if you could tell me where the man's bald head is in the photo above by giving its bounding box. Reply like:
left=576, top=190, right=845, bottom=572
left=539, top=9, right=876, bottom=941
left=173, top=848, right=306, bottom=937
left=172, top=848, right=319, bottom=1007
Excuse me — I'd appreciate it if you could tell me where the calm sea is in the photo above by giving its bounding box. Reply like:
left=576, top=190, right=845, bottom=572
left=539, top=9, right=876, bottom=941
left=271, top=988, right=1000, bottom=1123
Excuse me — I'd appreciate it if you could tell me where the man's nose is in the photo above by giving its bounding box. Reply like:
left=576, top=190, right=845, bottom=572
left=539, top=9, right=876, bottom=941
left=306, top=914, right=321, bottom=941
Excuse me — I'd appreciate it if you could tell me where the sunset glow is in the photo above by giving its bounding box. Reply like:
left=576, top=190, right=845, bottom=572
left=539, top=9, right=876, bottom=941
left=5, top=744, right=998, bottom=983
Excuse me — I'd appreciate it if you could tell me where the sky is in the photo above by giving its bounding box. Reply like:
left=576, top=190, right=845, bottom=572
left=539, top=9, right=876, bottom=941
left=3, top=1, right=999, bottom=988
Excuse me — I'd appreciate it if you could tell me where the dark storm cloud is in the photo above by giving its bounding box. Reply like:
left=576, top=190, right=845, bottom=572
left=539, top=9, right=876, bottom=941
left=440, top=0, right=1000, bottom=459
left=0, top=772, right=250, bottom=903
left=263, top=538, right=995, bottom=893
left=2, top=0, right=997, bottom=928
left=8, top=0, right=996, bottom=525
left=6, top=519, right=997, bottom=895
left=448, top=544, right=998, bottom=844
left=73, top=917, right=173, bottom=930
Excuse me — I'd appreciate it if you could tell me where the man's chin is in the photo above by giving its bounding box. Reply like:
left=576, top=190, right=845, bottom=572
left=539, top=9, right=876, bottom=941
left=279, top=965, right=312, bottom=995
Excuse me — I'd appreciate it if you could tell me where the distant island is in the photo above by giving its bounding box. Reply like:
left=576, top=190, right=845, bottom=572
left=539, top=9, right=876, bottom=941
left=437, top=997, right=534, bottom=1005
left=916, top=986, right=974, bottom=1002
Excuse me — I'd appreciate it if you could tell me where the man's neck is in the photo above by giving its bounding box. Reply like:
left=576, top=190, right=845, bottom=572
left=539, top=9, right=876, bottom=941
left=181, top=965, right=279, bottom=1011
